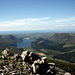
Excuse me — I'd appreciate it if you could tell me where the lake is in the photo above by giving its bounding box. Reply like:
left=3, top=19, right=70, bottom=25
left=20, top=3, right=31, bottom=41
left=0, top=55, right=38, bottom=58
left=17, top=39, right=35, bottom=48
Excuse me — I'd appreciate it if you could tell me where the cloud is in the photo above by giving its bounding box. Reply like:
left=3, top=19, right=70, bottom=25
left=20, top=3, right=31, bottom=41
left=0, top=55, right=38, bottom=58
left=55, top=20, right=63, bottom=22
left=17, top=17, right=50, bottom=22
left=56, top=24, right=75, bottom=27
left=55, top=17, right=75, bottom=22
left=0, top=17, right=50, bottom=27
left=0, top=21, right=29, bottom=27
left=62, top=24, right=75, bottom=27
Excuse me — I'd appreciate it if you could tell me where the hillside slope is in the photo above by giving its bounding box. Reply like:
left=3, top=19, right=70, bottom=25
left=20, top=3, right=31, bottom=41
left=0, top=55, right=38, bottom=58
left=31, top=37, right=75, bottom=63
left=0, top=35, right=18, bottom=48
left=50, top=33, right=75, bottom=44
left=53, top=51, right=75, bottom=63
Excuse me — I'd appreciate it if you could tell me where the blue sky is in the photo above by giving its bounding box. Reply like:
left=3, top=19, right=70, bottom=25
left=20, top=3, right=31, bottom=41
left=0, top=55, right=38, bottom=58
left=0, top=0, right=75, bottom=31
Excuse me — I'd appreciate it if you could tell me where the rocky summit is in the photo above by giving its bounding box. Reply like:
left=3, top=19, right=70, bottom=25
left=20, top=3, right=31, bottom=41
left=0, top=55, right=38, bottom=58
left=0, top=48, right=71, bottom=75
left=0, top=48, right=56, bottom=75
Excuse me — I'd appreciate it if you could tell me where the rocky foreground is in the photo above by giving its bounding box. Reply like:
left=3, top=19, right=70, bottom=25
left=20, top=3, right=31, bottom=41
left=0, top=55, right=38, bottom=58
left=0, top=48, right=71, bottom=75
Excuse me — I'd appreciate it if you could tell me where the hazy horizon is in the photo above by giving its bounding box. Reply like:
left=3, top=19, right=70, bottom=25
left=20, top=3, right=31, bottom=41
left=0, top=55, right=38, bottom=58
left=0, top=30, right=75, bottom=35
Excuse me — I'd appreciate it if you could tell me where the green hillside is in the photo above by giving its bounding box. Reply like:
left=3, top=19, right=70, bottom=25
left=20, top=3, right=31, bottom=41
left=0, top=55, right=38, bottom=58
left=50, top=33, right=75, bottom=44
left=31, top=38, right=63, bottom=51
left=0, top=35, right=18, bottom=48
left=31, top=36, right=75, bottom=63
left=53, top=51, right=75, bottom=63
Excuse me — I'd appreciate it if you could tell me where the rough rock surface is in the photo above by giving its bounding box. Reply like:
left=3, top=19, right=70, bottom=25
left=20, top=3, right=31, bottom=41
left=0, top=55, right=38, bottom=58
left=0, top=49, right=71, bottom=75
left=2, top=48, right=13, bottom=56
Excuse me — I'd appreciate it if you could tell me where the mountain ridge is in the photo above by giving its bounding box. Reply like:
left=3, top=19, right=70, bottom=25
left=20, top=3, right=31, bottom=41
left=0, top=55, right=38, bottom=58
left=0, top=34, right=19, bottom=48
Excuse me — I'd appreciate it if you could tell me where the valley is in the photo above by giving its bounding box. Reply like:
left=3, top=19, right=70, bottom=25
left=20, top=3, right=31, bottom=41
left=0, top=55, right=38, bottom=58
left=0, top=32, right=75, bottom=74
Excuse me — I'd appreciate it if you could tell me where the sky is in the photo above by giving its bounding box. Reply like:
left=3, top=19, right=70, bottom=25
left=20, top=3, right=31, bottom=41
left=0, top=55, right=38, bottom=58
left=0, top=0, right=75, bottom=31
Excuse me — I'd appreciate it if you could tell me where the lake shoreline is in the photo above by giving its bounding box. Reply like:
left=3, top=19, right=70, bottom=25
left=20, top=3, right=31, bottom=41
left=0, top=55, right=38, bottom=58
left=17, top=39, right=35, bottom=48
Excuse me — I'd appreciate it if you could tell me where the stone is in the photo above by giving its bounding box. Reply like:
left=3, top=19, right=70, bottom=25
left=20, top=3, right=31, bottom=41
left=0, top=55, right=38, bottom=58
left=29, top=52, right=40, bottom=64
left=11, top=54, right=21, bottom=61
left=34, top=59, right=41, bottom=63
left=40, top=57, right=47, bottom=64
left=3, top=66, right=9, bottom=72
left=18, top=62, right=22, bottom=65
left=2, top=48, right=10, bottom=56
left=14, top=54, right=20, bottom=59
left=11, top=73, right=20, bottom=75
left=9, top=63, right=15, bottom=69
left=48, top=63, right=55, bottom=66
left=64, top=72, right=71, bottom=75
left=22, top=62, right=26, bottom=66
left=0, top=69, right=3, bottom=73
left=0, top=50, right=56, bottom=75
left=2, top=48, right=13, bottom=57
left=21, top=51, right=41, bottom=64
left=21, top=50, right=30, bottom=61
left=31, top=56, right=55, bottom=75
left=2, top=55, right=7, bottom=60
left=0, top=73, right=4, bottom=75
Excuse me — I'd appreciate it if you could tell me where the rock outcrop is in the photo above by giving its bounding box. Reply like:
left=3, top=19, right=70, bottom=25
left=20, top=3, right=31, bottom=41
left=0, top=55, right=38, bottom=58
left=21, top=50, right=56, bottom=74
left=21, top=51, right=40, bottom=64
left=0, top=48, right=71, bottom=75
left=2, top=48, right=13, bottom=56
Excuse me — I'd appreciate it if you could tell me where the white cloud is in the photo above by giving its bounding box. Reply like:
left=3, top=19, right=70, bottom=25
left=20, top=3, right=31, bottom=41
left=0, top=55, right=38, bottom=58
left=0, top=17, right=50, bottom=27
left=0, top=21, right=29, bottom=27
left=42, top=17, right=50, bottom=20
left=55, top=17, right=75, bottom=22
left=56, top=24, right=75, bottom=27
left=55, top=20, right=63, bottom=22
left=0, top=17, right=75, bottom=31
left=71, top=24, right=75, bottom=26
left=17, top=17, right=50, bottom=22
